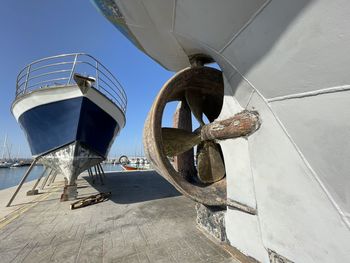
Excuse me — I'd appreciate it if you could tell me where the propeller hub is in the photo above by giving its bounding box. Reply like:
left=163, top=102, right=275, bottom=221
left=201, top=110, right=260, bottom=141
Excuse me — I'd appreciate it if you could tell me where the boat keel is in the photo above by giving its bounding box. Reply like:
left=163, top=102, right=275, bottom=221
left=40, top=141, right=104, bottom=201
left=61, top=184, right=78, bottom=201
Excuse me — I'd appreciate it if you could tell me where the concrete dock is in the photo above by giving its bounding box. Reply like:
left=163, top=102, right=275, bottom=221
left=0, top=170, right=246, bottom=263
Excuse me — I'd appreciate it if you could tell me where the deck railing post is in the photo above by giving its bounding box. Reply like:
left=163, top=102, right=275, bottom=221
left=67, top=54, right=78, bottom=84
left=95, top=61, right=99, bottom=90
left=23, top=65, right=32, bottom=94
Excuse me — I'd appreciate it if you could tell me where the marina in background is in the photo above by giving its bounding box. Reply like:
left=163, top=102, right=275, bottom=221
left=0, top=163, right=123, bottom=191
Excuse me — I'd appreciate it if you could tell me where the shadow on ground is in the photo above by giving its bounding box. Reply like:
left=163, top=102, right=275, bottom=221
left=83, top=170, right=181, bottom=204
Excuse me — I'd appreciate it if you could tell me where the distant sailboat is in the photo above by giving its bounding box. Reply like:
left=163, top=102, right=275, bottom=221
left=0, top=134, right=13, bottom=168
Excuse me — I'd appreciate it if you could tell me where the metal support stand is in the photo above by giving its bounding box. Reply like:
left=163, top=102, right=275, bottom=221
left=98, top=163, right=106, bottom=178
left=51, top=172, right=57, bottom=185
left=27, top=167, right=48, bottom=196
left=6, top=158, right=39, bottom=207
left=89, top=168, right=95, bottom=184
left=47, top=171, right=56, bottom=186
left=94, top=165, right=103, bottom=185
left=93, top=165, right=98, bottom=177
left=41, top=170, right=53, bottom=190
left=96, top=164, right=104, bottom=185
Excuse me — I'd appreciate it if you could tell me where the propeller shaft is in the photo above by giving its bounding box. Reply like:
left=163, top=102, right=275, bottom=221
left=201, top=110, right=260, bottom=141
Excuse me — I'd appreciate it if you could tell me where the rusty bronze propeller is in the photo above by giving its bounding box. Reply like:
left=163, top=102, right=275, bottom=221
left=161, top=81, right=225, bottom=184
left=185, top=87, right=225, bottom=183
left=161, top=68, right=260, bottom=184
left=144, top=66, right=261, bottom=206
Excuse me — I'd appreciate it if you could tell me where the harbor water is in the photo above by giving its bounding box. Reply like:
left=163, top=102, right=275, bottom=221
left=0, top=163, right=122, bottom=190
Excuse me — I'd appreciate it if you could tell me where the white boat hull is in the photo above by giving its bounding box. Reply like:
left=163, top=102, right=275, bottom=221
left=93, top=1, right=350, bottom=262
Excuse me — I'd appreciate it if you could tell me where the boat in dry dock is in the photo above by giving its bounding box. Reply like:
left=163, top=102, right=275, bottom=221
left=93, top=1, right=350, bottom=262
left=119, top=156, right=150, bottom=171
left=11, top=53, right=127, bottom=200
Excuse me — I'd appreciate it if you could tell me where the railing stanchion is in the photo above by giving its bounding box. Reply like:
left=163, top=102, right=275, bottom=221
left=23, top=65, right=31, bottom=95
left=95, top=61, right=99, bottom=90
left=67, top=54, right=78, bottom=84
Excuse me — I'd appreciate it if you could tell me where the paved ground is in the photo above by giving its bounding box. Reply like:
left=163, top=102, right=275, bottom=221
left=0, top=173, right=65, bottom=219
left=0, top=170, right=243, bottom=263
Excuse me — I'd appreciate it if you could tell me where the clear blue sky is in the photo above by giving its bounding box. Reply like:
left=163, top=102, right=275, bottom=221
left=0, top=1, right=175, bottom=158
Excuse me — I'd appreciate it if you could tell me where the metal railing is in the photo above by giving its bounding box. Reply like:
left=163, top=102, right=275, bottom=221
left=16, top=53, right=127, bottom=114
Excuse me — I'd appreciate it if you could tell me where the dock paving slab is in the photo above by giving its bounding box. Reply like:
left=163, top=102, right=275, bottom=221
left=0, top=170, right=247, bottom=263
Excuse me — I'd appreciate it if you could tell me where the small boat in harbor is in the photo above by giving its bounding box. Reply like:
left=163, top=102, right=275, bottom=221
left=0, top=162, right=12, bottom=168
left=10, top=161, right=31, bottom=168
left=121, top=163, right=150, bottom=171
left=119, top=156, right=150, bottom=171
left=11, top=53, right=127, bottom=200
left=10, top=162, right=20, bottom=168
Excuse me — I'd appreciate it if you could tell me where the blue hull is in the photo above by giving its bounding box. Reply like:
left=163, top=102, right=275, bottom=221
left=18, top=97, right=120, bottom=157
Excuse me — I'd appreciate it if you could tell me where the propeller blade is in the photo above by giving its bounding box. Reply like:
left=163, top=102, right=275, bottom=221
left=203, top=94, right=223, bottom=122
left=196, top=141, right=225, bottom=184
left=185, top=89, right=205, bottom=126
left=162, top=128, right=200, bottom=156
